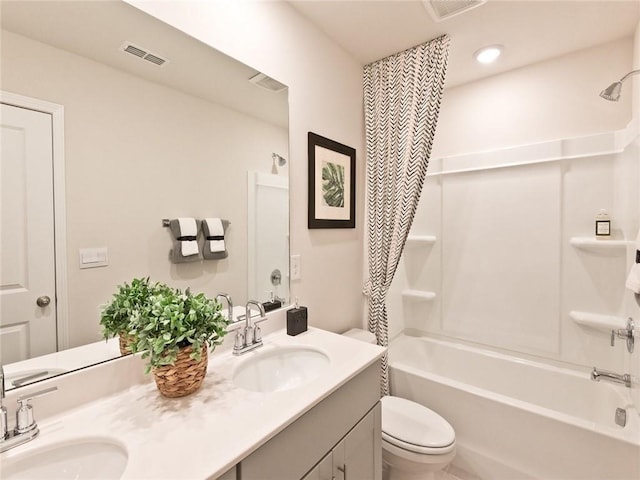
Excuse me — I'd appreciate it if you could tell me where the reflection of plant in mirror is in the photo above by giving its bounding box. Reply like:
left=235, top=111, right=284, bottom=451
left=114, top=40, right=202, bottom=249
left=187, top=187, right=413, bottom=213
left=133, top=287, right=229, bottom=374
left=322, top=161, right=345, bottom=208
left=100, top=277, right=161, bottom=354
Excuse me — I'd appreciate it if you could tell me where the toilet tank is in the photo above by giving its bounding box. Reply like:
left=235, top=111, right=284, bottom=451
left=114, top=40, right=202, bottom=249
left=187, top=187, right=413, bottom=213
left=343, top=328, right=377, bottom=344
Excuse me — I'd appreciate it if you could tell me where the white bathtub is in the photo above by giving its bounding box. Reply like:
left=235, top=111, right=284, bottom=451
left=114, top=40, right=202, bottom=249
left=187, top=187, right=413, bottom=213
left=388, top=333, right=640, bottom=480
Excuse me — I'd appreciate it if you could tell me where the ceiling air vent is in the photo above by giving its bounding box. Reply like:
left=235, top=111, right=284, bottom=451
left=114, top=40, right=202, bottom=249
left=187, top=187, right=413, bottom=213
left=120, top=42, right=169, bottom=67
left=423, top=0, right=486, bottom=22
left=249, top=72, right=287, bottom=93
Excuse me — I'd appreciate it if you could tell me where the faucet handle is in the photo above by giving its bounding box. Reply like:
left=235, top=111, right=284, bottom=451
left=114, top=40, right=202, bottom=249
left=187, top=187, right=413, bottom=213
left=233, top=330, right=245, bottom=351
left=15, top=386, right=57, bottom=434
left=611, top=318, right=635, bottom=353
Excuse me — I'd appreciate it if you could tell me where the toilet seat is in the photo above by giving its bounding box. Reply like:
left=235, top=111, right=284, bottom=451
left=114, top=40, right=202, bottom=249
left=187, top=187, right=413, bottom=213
left=381, top=396, right=455, bottom=455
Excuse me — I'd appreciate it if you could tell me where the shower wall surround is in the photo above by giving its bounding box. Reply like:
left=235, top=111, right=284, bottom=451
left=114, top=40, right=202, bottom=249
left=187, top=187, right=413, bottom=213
left=389, top=37, right=639, bottom=373
left=391, top=128, right=637, bottom=370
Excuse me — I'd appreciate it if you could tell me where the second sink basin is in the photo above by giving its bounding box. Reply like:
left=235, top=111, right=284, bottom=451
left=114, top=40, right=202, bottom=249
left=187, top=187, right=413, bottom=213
left=233, top=346, right=330, bottom=393
left=1, top=439, right=128, bottom=480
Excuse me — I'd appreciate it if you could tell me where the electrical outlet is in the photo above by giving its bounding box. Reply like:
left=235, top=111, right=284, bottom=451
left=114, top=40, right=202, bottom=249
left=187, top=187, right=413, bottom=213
left=291, top=254, right=301, bottom=280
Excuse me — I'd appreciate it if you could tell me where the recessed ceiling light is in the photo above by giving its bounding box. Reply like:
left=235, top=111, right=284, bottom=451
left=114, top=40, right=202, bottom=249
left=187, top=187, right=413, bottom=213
left=474, top=45, right=503, bottom=64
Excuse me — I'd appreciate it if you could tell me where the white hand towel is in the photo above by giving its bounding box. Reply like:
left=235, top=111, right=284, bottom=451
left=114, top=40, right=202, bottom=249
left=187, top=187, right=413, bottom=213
left=626, top=228, right=640, bottom=294
left=178, top=217, right=199, bottom=257
left=205, top=218, right=226, bottom=253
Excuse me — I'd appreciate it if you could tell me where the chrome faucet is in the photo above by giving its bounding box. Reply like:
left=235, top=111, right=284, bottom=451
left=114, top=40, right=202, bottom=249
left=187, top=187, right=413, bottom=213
left=231, top=300, right=268, bottom=355
left=0, top=383, right=57, bottom=453
left=591, top=367, right=632, bottom=388
left=610, top=317, right=634, bottom=353
left=215, top=293, right=234, bottom=323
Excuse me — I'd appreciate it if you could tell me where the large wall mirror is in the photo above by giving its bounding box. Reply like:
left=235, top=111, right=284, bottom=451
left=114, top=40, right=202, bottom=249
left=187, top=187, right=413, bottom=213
left=0, top=0, right=289, bottom=390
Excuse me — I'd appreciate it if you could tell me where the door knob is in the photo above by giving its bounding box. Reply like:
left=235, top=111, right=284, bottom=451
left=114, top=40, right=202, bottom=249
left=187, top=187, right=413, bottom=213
left=36, top=296, right=51, bottom=307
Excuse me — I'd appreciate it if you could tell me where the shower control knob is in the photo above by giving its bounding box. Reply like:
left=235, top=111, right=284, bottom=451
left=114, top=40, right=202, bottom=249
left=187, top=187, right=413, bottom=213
left=36, top=296, right=51, bottom=308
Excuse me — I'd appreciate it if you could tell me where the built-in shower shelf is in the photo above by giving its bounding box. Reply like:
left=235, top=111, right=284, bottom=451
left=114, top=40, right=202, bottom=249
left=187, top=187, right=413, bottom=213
left=406, top=235, right=437, bottom=247
left=569, top=237, right=630, bottom=252
left=569, top=310, right=628, bottom=333
left=401, top=290, right=436, bottom=302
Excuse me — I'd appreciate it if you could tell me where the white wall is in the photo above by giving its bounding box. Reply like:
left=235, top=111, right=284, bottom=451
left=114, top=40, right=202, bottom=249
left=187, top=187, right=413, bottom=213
left=126, top=1, right=367, bottom=334
left=432, top=37, right=633, bottom=158
left=390, top=37, right=639, bottom=372
left=634, top=20, right=640, bottom=122
left=1, top=30, right=287, bottom=347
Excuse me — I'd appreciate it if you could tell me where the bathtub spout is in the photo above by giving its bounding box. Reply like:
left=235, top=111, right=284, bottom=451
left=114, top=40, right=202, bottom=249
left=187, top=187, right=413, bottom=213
left=590, top=367, right=631, bottom=388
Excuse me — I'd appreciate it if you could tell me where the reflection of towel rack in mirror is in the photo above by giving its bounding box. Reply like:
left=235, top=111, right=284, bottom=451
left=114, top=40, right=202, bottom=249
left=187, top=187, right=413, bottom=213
left=163, top=218, right=230, bottom=262
left=162, top=218, right=231, bottom=227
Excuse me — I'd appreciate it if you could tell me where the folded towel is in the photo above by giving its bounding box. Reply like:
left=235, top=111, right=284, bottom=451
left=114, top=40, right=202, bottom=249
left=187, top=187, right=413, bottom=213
left=168, top=218, right=201, bottom=262
left=178, top=217, right=197, bottom=236
left=201, top=218, right=228, bottom=260
left=177, top=218, right=199, bottom=256
left=205, top=218, right=225, bottom=253
left=626, top=228, right=640, bottom=294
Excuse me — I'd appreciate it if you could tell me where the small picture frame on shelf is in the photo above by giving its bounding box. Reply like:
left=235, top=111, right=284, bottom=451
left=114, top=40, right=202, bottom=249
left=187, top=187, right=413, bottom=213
left=307, top=132, right=356, bottom=229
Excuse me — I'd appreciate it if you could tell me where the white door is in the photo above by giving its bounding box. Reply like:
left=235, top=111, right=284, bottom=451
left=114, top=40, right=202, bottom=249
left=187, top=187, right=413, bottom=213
left=1, top=103, right=57, bottom=363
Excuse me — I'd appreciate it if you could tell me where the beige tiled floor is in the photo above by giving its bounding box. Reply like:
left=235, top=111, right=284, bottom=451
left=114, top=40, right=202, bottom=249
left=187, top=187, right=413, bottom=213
left=434, top=471, right=464, bottom=480
left=382, top=462, right=474, bottom=480
left=383, top=468, right=469, bottom=480
left=437, top=464, right=476, bottom=480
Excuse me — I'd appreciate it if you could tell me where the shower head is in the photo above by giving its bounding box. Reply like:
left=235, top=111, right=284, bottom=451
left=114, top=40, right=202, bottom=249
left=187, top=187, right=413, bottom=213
left=599, top=81, right=622, bottom=101
left=599, top=69, right=640, bottom=101
left=271, top=153, right=287, bottom=174
left=272, top=153, right=287, bottom=166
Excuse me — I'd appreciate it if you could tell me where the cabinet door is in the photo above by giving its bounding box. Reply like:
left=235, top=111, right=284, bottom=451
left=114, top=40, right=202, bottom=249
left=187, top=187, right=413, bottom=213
left=240, top=363, right=380, bottom=480
left=305, top=404, right=382, bottom=480
left=214, top=466, right=236, bottom=480
left=302, top=452, right=333, bottom=480
left=337, top=403, right=382, bottom=480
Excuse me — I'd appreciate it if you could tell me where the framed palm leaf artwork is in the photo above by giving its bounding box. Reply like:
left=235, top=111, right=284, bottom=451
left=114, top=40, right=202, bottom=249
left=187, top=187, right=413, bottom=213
left=308, top=132, right=356, bottom=229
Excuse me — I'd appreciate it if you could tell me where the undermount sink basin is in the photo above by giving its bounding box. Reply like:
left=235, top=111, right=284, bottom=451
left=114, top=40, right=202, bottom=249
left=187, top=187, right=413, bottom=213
left=1, top=439, right=128, bottom=480
left=233, top=346, right=330, bottom=393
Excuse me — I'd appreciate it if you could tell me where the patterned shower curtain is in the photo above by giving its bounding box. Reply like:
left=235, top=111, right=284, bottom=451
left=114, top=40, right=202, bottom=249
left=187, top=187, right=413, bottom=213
left=363, top=35, right=450, bottom=395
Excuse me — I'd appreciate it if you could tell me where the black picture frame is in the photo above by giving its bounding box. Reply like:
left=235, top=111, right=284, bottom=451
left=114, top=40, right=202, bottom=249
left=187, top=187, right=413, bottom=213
left=308, top=132, right=356, bottom=229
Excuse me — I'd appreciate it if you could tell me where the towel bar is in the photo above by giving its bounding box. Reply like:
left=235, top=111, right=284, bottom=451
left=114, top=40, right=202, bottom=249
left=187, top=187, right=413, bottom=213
left=162, top=218, right=231, bottom=227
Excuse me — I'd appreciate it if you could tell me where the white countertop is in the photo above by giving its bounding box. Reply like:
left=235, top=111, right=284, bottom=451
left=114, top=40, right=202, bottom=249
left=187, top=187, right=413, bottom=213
left=1, top=327, right=385, bottom=479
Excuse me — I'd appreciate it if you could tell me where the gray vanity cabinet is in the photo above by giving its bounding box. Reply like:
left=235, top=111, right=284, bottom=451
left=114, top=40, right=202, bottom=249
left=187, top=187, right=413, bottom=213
left=302, top=403, right=381, bottom=480
left=216, top=468, right=237, bottom=480
left=302, top=452, right=333, bottom=480
left=237, top=361, right=382, bottom=480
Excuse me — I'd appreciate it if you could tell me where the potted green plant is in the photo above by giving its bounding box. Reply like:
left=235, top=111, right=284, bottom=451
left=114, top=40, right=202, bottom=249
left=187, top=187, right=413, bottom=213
left=100, top=277, right=156, bottom=355
left=133, top=285, right=228, bottom=398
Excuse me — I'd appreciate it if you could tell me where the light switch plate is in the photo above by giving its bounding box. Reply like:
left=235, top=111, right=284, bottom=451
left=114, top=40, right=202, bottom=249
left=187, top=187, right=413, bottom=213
left=79, top=247, right=108, bottom=269
left=290, top=254, right=301, bottom=280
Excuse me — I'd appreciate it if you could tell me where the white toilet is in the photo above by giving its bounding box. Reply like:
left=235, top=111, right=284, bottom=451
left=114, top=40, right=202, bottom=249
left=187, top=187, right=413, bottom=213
left=343, top=329, right=456, bottom=480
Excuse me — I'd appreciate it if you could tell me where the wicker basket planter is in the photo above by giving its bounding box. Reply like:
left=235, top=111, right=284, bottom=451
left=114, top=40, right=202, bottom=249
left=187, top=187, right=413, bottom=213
left=152, top=345, right=208, bottom=398
left=118, top=332, right=136, bottom=355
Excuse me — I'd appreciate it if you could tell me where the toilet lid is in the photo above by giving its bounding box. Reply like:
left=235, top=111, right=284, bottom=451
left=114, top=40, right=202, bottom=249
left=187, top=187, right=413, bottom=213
left=381, top=396, right=455, bottom=453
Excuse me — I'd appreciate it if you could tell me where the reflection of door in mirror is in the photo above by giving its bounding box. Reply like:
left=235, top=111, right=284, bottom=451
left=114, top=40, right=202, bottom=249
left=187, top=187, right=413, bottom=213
left=0, top=103, right=57, bottom=363
left=248, top=171, right=289, bottom=306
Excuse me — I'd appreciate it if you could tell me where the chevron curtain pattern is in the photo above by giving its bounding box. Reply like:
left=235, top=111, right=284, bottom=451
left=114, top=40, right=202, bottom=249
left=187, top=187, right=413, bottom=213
left=363, top=35, right=450, bottom=395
